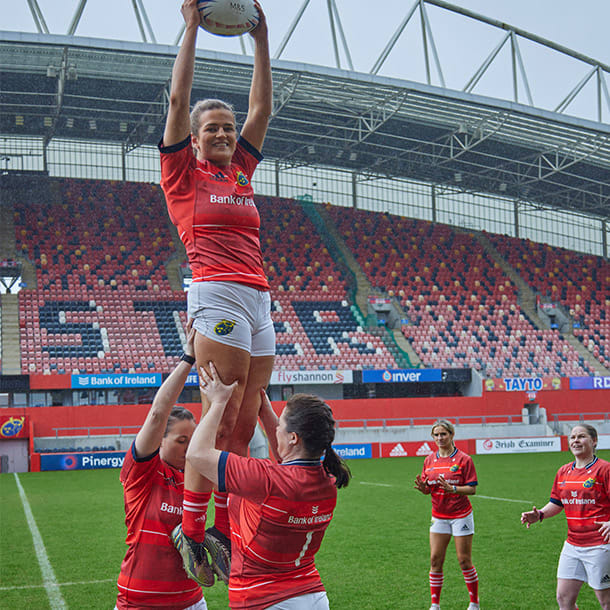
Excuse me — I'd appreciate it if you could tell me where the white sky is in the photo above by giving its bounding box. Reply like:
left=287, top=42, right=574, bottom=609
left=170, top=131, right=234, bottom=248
left=3, top=0, right=610, bottom=122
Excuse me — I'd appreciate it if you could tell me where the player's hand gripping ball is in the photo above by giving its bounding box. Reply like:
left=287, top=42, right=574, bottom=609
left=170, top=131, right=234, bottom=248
left=197, top=0, right=260, bottom=36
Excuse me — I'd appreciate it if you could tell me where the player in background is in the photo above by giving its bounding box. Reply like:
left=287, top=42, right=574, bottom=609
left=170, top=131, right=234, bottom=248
left=185, top=362, right=351, bottom=610
left=521, top=424, right=610, bottom=610
left=159, top=0, right=274, bottom=586
left=115, top=322, right=208, bottom=609
left=414, top=419, right=480, bottom=610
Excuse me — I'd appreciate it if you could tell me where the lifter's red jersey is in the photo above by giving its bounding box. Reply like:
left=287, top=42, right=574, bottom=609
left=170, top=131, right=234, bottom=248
left=421, top=448, right=478, bottom=519
left=219, top=452, right=337, bottom=610
left=550, top=456, right=610, bottom=547
left=116, top=443, right=202, bottom=609
left=159, top=135, right=269, bottom=290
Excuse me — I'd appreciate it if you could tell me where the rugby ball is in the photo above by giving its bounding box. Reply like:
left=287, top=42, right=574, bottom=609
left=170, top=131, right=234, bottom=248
left=197, top=0, right=260, bottom=37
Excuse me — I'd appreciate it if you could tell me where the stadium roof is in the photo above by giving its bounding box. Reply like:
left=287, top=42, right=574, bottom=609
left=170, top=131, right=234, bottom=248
left=1, top=29, right=609, bottom=221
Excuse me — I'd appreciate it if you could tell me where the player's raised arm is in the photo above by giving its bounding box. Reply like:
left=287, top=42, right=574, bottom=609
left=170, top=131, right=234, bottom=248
left=163, top=0, right=200, bottom=148
left=258, top=387, right=280, bottom=462
left=240, top=0, right=272, bottom=151
left=134, top=322, right=196, bottom=458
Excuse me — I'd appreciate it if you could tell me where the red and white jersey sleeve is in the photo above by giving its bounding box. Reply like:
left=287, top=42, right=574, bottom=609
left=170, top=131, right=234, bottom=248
left=159, top=135, right=269, bottom=290
left=550, top=456, right=610, bottom=547
left=116, top=443, right=202, bottom=609
left=421, top=448, right=478, bottom=519
left=218, top=452, right=337, bottom=610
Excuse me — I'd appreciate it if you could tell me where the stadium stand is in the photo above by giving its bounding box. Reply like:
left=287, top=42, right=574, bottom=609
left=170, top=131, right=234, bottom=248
left=324, top=204, right=598, bottom=378
left=12, top=180, right=398, bottom=374
left=488, top=234, right=610, bottom=370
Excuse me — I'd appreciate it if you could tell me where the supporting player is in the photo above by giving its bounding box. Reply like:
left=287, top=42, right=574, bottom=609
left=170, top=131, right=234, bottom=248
left=186, top=364, right=351, bottom=609
left=521, top=424, right=610, bottom=610
left=159, top=0, right=274, bottom=586
left=115, top=322, right=209, bottom=609
left=414, top=419, right=480, bottom=610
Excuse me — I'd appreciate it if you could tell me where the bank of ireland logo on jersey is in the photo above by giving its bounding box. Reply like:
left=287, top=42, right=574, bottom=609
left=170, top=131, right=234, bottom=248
left=214, top=319, right=236, bottom=336
left=571, top=491, right=578, bottom=498
left=312, top=506, right=319, bottom=515
left=583, top=477, right=596, bottom=488
left=236, top=170, right=249, bottom=187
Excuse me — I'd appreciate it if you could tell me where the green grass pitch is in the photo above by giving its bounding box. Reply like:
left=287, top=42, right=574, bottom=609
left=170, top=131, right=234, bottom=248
left=2, top=450, right=608, bottom=609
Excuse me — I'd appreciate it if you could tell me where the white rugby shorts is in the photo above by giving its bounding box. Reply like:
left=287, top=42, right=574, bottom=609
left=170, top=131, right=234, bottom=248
left=188, top=281, right=275, bottom=356
left=557, top=541, right=610, bottom=590
left=430, top=512, right=475, bottom=537
left=264, top=591, right=330, bottom=609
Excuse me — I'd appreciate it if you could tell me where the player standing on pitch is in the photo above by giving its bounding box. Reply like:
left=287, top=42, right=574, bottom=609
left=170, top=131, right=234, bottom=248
left=159, top=0, right=274, bottom=586
left=414, top=419, right=480, bottom=610
left=185, top=367, right=351, bottom=609
left=521, top=424, right=610, bottom=610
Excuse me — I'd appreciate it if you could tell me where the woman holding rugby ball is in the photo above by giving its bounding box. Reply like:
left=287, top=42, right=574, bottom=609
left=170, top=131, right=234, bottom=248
left=159, top=0, right=274, bottom=586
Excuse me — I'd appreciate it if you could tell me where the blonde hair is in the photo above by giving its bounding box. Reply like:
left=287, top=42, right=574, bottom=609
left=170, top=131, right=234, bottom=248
left=431, top=419, right=455, bottom=436
left=190, top=99, right=235, bottom=134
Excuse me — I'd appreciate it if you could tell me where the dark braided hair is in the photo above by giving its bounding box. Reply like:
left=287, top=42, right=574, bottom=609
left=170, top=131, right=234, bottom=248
left=283, top=394, right=351, bottom=489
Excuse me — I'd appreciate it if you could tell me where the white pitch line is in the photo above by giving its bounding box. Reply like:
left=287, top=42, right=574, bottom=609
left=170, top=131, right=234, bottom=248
left=474, top=494, right=532, bottom=504
left=14, top=473, right=67, bottom=610
left=360, top=480, right=532, bottom=504
left=0, top=579, right=115, bottom=592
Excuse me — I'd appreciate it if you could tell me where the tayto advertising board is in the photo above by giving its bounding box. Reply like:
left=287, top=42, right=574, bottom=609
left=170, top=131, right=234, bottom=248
left=476, top=437, right=561, bottom=455
left=362, top=369, right=442, bottom=383
left=332, top=443, right=372, bottom=459
left=484, top=376, right=561, bottom=392
left=40, top=451, right=127, bottom=471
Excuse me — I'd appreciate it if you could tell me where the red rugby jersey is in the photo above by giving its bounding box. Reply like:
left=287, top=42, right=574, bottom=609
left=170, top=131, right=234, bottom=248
left=218, top=452, right=337, bottom=610
left=550, top=456, right=610, bottom=547
left=116, top=443, right=203, bottom=609
left=421, top=448, right=478, bottom=519
left=159, top=135, right=269, bottom=290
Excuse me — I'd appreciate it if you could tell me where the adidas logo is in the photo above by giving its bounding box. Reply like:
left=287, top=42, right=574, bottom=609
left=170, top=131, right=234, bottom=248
left=212, top=172, right=228, bottom=182
left=602, top=574, right=610, bottom=584
left=461, top=524, right=470, bottom=531
left=417, top=442, right=433, bottom=456
left=390, top=443, right=408, bottom=457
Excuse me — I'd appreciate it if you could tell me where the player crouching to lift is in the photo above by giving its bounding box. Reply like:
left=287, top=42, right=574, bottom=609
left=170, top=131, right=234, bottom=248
left=415, top=419, right=480, bottom=610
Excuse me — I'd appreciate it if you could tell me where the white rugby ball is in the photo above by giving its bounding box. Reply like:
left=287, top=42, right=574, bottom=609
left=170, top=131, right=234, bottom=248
left=197, top=0, right=260, bottom=37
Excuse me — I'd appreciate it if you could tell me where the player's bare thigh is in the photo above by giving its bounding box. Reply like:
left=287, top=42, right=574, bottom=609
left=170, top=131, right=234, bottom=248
left=195, top=335, right=274, bottom=454
left=195, top=334, right=249, bottom=446
left=230, top=354, right=274, bottom=455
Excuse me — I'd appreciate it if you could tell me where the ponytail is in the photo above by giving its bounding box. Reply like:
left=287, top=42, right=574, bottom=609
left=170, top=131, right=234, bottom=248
left=323, top=445, right=351, bottom=489
left=284, top=393, right=352, bottom=490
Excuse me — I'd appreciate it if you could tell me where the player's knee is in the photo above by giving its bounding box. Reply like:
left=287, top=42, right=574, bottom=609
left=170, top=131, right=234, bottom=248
left=429, top=555, right=444, bottom=571
left=457, top=556, right=472, bottom=571
left=556, top=589, right=576, bottom=609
